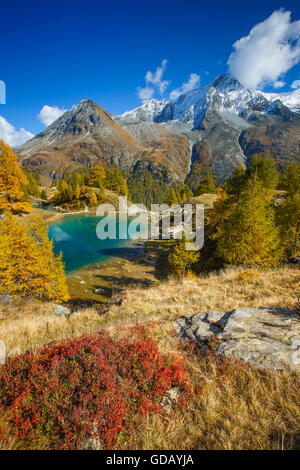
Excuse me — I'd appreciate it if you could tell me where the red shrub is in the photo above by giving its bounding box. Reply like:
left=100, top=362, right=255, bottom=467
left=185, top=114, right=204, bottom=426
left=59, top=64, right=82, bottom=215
left=0, top=329, right=189, bottom=449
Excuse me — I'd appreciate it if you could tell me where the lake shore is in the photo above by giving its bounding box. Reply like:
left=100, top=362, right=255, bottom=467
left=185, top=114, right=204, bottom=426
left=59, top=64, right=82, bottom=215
left=36, top=202, right=174, bottom=304
left=66, top=239, right=173, bottom=304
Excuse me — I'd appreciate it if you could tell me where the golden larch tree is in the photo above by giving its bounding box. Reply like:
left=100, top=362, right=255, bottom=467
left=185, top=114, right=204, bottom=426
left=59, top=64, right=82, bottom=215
left=0, top=140, right=31, bottom=214
left=216, top=176, right=283, bottom=267
left=0, top=213, right=69, bottom=302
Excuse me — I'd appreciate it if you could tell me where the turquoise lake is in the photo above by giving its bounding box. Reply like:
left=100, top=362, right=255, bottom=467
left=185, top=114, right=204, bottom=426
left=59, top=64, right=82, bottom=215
left=48, top=214, right=132, bottom=273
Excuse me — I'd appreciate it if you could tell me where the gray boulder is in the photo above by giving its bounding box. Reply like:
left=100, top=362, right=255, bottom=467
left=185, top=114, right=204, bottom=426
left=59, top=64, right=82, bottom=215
left=161, top=387, right=180, bottom=414
left=54, top=305, right=71, bottom=317
left=177, top=307, right=300, bottom=371
left=80, top=437, right=103, bottom=450
left=0, top=294, right=13, bottom=304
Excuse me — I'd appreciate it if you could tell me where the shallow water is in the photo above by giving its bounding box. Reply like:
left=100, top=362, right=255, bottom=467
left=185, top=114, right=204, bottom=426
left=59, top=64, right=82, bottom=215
left=48, top=214, right=132, bottom=273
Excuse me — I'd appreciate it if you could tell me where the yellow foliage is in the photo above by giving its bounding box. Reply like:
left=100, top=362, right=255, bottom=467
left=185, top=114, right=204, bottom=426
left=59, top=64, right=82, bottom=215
left=88, top=165, right=106, bottom=187
left=235, top=269, right=259, bottom=282
left=0, top=213, right=69, bottom=302
left=216, top=177, right=283, bottom=267
left=88, top=190, right=98, bottom=207
left=0, top=140, right=31, bottom=214
left=216, top=187, right=223, bottom=198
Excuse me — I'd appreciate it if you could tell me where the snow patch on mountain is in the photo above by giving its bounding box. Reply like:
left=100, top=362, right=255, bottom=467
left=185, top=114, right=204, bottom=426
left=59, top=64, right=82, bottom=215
left=117, top=74, right=300, bottom=128
left=120, top=98, right=171, bottom=122
left=262, top=88, right=300, bottom=113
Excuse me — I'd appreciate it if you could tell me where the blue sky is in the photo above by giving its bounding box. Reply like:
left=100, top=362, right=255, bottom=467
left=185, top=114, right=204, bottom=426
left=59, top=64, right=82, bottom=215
left=1, top=0, right=300, bottom=142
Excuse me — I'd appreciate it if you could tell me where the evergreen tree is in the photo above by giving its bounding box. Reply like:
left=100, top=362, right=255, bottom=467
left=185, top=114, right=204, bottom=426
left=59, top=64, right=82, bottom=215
left=216, top=176, right=283, bottom=267
left=0, top=213, right=69, bottom=302
left=55, top=181, right=74, bottom=205
left=88, top=165, right=106, bottom=188
left=97, top=184, right=105, bottom=202
left=168, top=236, right=200, bottom=282
left=210, top=188, right=233, bottom=228
left=279, top=163, right=300, bottom=195
left=25, top=172, right=41, bottom=197
left=276, top=191, right=300, bottom=256
left=168, top=187, right=178, bottom=206
left=105, top=168, right=128, bottom=195
left=246, top=155, right=279, bottom=190
left=119, top=176, right=129, bottom=196
left=183, top=184, right=192, bottom=199
left=88, top=190, right=98, bottom=207
left=194, top=168, right=217, bottom=196
left=127, top=168, right=171, bottom=208
left=72, top=171, right=84, bottom=189
left=175, top=189, right=181, bottom=202
left=0, top=140, right=31, bottom=214
left=226, top=163, right=246, bottom=201
left=186, top=161, right=205, bottom=193
left=40, top=189, right=47, bottom=201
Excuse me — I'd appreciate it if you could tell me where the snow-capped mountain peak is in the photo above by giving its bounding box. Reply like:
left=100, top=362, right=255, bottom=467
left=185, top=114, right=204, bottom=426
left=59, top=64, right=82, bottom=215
left=117, top=73, right=300, bottom=128
left=262, top=88, right=300, bottom=113
left=120, top=98, right=171, bottom=122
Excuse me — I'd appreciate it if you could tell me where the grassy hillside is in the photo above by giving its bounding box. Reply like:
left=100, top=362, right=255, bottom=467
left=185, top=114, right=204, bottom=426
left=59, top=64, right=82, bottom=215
left=0, top=265, right=299, bottom=449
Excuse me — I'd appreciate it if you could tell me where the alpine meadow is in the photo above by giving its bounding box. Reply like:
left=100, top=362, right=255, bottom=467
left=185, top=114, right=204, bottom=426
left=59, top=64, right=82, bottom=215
left=0, top=0, right=299, bottom=456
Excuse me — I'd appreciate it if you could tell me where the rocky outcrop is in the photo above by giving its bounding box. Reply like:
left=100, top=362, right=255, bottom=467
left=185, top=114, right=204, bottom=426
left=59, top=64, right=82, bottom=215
left=54, top=305, right=71, bottom=316
left=117, top=75, right=300, bottom=181
left=114, top=120, right=191, bottom=182
left=16, top=75, right=300, bottom=185
left=18, top=99, right=190, bottom=184
left=239, top=106, right=300, bottom=168
left=17, top=99, right=142, bottom=184
left=177, top=307, right=300, bottom=371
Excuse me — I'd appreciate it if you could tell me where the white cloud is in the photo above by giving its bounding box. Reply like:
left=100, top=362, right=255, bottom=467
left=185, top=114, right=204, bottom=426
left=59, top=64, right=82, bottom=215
left=291, top=79, right=300, bottom=89
left=169, top=73, right=200, bottom=100
left=137, top=60, right=170, bottom=100
left=137, top=86, right=155, bottom=100
left=145, top=59, right=170, bottom=94
left=274, top=80, right=286, bottom=88
left=38, top=105, right=67, bottom=127
left=0, top=115, right=34, bottom=147
left=227, top=9, right=300, bottom=90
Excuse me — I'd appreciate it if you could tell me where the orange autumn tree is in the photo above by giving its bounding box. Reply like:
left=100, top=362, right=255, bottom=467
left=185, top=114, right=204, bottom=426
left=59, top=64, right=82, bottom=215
left=0, top=213, right=69, bottom=302
left=88, top=189, right=98, bottom=207
left=0, top=139, right=31, bottom=214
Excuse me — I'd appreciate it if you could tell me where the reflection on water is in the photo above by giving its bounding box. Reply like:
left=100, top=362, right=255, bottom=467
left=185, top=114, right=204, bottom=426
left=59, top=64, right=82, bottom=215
left=48, top=214, right=133, bottom=273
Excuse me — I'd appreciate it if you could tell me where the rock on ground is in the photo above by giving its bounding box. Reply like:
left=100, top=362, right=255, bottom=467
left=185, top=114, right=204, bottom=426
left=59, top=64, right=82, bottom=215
left=177, top=307, right=300, bottom=371
left=80, top=437, right=103, bottom=450
left=54, top=305, right=71, bottom=316
left=0, top=294, right=13, bottom=304
left=161, top=387, right=181, bottom=414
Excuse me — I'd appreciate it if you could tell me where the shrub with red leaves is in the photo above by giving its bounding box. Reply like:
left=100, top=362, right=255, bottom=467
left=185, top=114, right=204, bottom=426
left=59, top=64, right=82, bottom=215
left=0, top=328, right=189, bottom=449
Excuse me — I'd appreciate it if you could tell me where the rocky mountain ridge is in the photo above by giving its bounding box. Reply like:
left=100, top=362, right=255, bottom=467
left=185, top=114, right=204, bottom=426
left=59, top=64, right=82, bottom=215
left=17, top=74, right=300, bottom=184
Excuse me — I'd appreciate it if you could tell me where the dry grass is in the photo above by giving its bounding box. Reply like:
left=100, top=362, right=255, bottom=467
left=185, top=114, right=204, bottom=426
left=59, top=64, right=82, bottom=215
left=106, top=265, right=299, bottom=341
left=130, top=343, right=300, bottom=450
left=1, top=265, right=298, bottom=355
left=0, top=265, right=299, bottom=449
left=185, top=193, right=218, bottom=209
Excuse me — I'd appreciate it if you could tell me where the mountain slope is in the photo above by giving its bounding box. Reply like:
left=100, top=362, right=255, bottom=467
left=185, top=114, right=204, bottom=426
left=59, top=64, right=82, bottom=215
left=17, top=75, right=300, bottom=186
left=17, top=99, right=191, bottom=184
left=17, top=99, right=143, bottom=183
left=115, top=74, right=300, bottom=181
